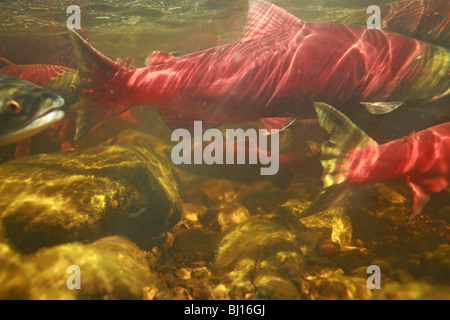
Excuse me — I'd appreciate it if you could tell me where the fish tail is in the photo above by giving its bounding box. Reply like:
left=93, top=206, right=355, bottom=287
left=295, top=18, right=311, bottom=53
left=68, top=29, right=129, bottom=139
left=299, top=102, right=377, bottom=218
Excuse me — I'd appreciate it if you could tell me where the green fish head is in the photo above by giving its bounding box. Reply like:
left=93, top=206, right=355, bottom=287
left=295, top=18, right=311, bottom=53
left=45, top=69, right=81, bottom=109
left=0, top=74, right=65, bottom=147
left=397, top=45, right=450, bottom=103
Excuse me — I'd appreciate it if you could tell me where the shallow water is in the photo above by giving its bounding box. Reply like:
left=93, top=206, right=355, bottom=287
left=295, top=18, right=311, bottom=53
left=0, top=0, right=449, bottom=300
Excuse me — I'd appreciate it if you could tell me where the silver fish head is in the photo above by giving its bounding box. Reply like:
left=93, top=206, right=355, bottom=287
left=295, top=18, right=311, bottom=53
left=0, top=74, right=65, bottom=147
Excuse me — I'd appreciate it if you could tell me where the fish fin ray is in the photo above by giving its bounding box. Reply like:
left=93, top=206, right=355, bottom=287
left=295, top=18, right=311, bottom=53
left=382, top=1, right=425, bottom=35
left=309, top=103, right=377, bottom=213
left=59, top=28, right=90, bottom=42
left=0, top=57, right=13, bottom=68
left=75, top=107, right=123, bottom=140
left=314, top=102, right=377, bottom=188
left=14, top=138, right=32, bottom=158
left=360, top=101, right=403, bottom=114
left=69, top=30, right=130, bottom=139
left=407, top=178, right=430, bottom=220
left=261, top=117, right=296, bottom=132
left=301, top=102, right=377, bottom=217
left=242, top=0, right=302, bottom=42
left=299, top=182, right=353, bottom=218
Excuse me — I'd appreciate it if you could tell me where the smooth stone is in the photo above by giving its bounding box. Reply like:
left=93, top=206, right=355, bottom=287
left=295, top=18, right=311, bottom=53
left=253, top=274, right=302, bottom=300
left=421, top=244, right=450, bottom=284
left=308, top=275, right=373, bottom=300
left=214, top=221, right=302, bottom=274
left=0, top=243, right=30, bottom=299
left=0, top=145, right=181, bottom=252
left=21, top=236, right=158, bottom=300
left=198, top=202, right=250, bottom=232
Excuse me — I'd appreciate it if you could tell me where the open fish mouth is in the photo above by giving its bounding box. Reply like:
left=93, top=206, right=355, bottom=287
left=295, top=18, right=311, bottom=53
left=0, top=97, right=65, bottom=147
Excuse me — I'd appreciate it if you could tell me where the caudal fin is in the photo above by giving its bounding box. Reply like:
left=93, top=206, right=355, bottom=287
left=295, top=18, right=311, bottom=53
left=68, top=29, right=130, bottom=139
left=299, top=102, right=378, bottom=218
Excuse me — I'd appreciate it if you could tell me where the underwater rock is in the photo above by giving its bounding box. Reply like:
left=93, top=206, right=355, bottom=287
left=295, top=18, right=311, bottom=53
left=21, top=236, right=158, bottom=300
left=252, top=274, right=302, bottom=300
left=307, top=275, right=373, bottom=300
left=0, top=243, right=30, bottom=299
left=278, top=199, right=353, bottom=248
left=421, top=244, right=450, bottom=284
left=198, top=202, right=250, bottom=233
left=214, top=221, right=302, bottom=273
left=0, top=220, right=4, bottom=242
left=240, top=184, right=298, bottom=215
left=88, top=236, right=158, bottom=283
left=371, top=182, right=408, bottom=206
left=345, top=207, right=393, bottom=242
left=105, top=128, right=172, bottom=161
left=171, top=227, right=222, bottom=266
left=437, top=205, right=450, bottom=223
left=181, top=203, right=206, bottom=227
left=200, top=179, right=249, bottom=203
left=0, top=145, right=181, bottom=252
left=372, top=281, right=450, bottom=300
left=213, top=283, right=230, bottom=300
left=214, top=220, right=304, bottom=299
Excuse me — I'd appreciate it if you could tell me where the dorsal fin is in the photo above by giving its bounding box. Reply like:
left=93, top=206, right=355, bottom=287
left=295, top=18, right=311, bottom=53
left=241, top=0, right=302, bottom=42
left=0, top=57, right=13, bottom=68
left=145, top=51, right=176, bottom=67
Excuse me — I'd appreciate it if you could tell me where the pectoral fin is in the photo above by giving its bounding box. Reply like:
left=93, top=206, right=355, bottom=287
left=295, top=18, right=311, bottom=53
left=75, top=107, right=121, bottom=140
left=360, top=101, right=403, bottom=114
left=406, top=178, right=430, bottom=220
left=0, top=57, right=13, bottom=68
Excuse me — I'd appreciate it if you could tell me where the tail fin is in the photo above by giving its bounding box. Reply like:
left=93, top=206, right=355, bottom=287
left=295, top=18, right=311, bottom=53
left=299, top=102, right=378, bottom=218
left=68, top=29, right=130, bottom=139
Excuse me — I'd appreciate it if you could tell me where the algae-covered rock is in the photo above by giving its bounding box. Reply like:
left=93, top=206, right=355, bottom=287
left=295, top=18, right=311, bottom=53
left=308, top=275, right=373, bottom=300
left=279, top=199, right=353, bottom=247
left=253, top=274, right=302, bottom=300
left=0, top=145, right=181, bottom=252
left=171, top=227, right=222, bottom=266
left=0, top=243, right=30, bottom=299
left=421, top=244, right=450, bottom=284
left=22, top=236, right=158, bottom=300
left=198, top=202, right=250, bottom=233
left=372, top=282, right=450, bottom=300
left=214, top=220, right=304, bottom=299
left=214, top=221, right=302, bottom=273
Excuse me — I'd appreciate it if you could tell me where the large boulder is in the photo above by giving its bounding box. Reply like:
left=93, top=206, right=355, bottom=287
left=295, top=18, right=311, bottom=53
left=0, top=145, right=181, bottom=252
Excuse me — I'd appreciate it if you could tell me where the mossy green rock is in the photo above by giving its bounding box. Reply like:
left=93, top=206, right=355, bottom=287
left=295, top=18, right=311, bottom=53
left=21, top=236, right=158, bottom=300
left=214, top=221, right=304, bottom=299
left=214, top=221, right=302, bottom=273
left=308, top=275, right=373, bottom=300
left=0, top=243, right=30, bottom=299
left=0, top=145, right=181, bottom=252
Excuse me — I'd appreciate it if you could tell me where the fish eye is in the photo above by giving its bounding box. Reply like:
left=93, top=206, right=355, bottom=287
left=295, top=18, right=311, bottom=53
left=3, top=100, right=22, bottom=114
left=69, top=84, right=77, bottom=92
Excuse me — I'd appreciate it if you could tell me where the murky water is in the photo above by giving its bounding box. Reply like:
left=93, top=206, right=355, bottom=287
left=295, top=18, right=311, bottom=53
left=0, top=0, right=448, bottom=300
